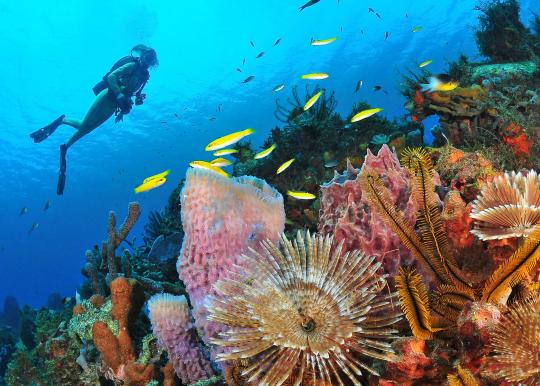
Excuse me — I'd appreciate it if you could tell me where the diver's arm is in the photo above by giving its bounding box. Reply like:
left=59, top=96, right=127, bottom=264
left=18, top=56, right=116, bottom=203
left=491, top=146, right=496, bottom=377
left=107, top=62, right=136, bottom=96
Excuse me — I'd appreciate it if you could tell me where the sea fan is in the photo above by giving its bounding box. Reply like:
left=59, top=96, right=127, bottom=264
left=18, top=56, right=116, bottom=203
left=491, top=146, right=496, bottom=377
left=470, top=170, right=540, bottom=240
left=489, top=294, right=540, bottom=385
left=207, top=231, right=401, bottom=386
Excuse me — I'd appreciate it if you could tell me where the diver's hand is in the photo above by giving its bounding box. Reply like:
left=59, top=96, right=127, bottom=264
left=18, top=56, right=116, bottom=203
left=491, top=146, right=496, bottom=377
left=116, top=93, right=133, bottom=114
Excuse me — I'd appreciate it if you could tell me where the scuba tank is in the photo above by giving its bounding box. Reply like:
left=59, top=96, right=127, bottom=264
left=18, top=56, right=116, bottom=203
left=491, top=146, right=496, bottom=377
left=92, top=55, right=137, bottom=96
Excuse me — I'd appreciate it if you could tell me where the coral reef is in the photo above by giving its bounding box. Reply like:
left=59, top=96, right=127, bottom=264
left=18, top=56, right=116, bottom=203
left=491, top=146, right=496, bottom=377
left=207, top=231, right=401, bottom=385
left=318, top=145, right=420, bottom=279
left=148, top=293, right=215, bottom=385
left=178, top=167, right=285, bottom=351
left=475, top=0, right=539, bottom=62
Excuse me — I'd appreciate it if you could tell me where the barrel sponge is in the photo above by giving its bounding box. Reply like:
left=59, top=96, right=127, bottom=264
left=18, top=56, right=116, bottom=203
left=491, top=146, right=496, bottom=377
left=178, top=168, right=285, bottom=343
left=147, top=293, right=215, bottom=384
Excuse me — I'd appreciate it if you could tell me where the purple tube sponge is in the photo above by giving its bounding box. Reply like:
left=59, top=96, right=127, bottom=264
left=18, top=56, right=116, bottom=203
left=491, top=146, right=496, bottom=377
left=147, top=293, right=215, bottom=384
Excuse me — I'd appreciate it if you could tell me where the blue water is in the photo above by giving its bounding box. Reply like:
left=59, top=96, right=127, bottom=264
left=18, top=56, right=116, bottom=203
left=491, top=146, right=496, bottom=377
left=1, top=0, right=539, bottom=307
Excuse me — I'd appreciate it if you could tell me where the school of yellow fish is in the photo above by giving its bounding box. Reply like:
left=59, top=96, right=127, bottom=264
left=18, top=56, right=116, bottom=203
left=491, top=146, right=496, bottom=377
left=134, top=19, right=457, bottom=203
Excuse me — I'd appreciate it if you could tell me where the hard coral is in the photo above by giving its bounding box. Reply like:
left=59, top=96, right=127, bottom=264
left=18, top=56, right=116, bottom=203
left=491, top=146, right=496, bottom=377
left=319, top=145, right=420, bottom=278
left=207, top=231, right=401, bottom=385
left=470, top=170, right=540, bottom=240
left=147, top=293, right=215, bottom=384
left=178, top=168, right=285, bottom=349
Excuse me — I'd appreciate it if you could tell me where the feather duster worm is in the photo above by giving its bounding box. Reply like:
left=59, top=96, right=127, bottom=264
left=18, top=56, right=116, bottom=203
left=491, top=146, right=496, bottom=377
left=489, top=294, right=540, bottom=385
left=207, top=231, right=402, bottom=386
left=471, top=170, right=540, bottom=240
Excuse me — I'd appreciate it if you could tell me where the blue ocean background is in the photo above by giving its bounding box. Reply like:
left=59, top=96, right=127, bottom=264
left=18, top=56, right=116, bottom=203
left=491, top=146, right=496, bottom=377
left=1, top=0, right=539, bottom=308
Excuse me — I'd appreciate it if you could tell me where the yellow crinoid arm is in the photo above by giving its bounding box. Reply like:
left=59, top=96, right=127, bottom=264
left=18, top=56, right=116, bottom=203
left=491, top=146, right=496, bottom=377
left=395, top=267, right=444, bottom=340
left=360, top=168, right=451, bottom=285
left=482, top=224, right=540, bottom=304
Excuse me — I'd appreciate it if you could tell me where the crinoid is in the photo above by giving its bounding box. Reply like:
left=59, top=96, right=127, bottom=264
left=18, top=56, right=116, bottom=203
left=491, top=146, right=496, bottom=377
left=470, top=170, right=540, bottom=240
left=489, top=294, right=540, bottom=385
left=207, top=231, right=402, bottom=386
left=360, top=147, right=540, bottom=339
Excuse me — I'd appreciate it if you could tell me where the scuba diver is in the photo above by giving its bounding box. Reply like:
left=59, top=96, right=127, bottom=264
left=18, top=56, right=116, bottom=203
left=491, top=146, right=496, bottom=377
left=30, top=44, right=158, bottom=195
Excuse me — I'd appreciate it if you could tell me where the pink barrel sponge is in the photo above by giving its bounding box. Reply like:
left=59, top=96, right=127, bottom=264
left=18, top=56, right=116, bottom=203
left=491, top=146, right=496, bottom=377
left=178, top=168, right=285, bottom=346
left=318, top=145, right=419, bottom=276
left=147, top=293, right=215, bottom=384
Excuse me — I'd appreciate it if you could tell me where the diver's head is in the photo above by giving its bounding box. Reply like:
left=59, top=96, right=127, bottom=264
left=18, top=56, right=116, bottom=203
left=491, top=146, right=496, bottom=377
left=131, top=44, right=159, bottom=68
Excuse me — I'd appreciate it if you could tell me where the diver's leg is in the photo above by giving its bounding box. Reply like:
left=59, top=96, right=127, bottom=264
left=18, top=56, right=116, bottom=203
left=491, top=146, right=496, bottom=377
left=62, top=118, right=83, bottom=129
left=64, top=90, right=117, bottom=149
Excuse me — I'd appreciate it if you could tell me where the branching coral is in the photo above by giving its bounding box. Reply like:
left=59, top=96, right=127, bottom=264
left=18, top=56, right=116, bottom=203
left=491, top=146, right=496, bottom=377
left=488, top=294, right=540, bottom=385
left=470, top=170, right=540, bottom=240
left=207, top=231, right=402, bottom=385
left=360, top=147, right=540, bottom=337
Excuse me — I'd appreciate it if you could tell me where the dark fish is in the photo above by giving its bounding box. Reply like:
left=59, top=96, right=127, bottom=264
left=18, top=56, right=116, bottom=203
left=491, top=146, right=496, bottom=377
left=299, top=0, right=320, bottom=11
left=160, top=121, right=167, bottom=124
left=355, top=80, right=363, bottom=93
left=19, top=207, right=27, bottom=216
left=376, top=12, right=381, bottom=19
left=242, top=58, right=246, bottom=65
left=368, top=7, right=375, bottom=13
left=383, top=90, right=389, bottom=95
left=360, top=29, right=364, bottom=34
left=209, top=117, right=216, bottom=121
left=236, top=67, right=242, bottom=72
left=256, top=51, right=265, bottom=58
left=250, top=41, right=255, bottom=47
left=28, top=222, right=39, bottom=234
left=174, top=113, right=180, bottom=119
left=385, top=31, right=389, bottom=40
left=274, top=37, right=282, bottom=46
left=217, top=104, right=222, bottom=112
left=44, top=200, right=52, bottom=211
left=373, top=85, right=382, bottom=91
left=340, top=26, right=343, bottom=32
left=242, top=75, right=255, bottom=83
left=406, top=13, right=409, bottom=18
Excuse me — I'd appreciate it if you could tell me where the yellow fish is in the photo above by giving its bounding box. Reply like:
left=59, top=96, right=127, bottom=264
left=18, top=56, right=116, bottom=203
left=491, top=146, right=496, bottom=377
left=411, top=26, right=423, bottom=33
left=210, top=157, right=232, bottom=167
left=301, top=73, right=329, bottom=80
left=134, top=177, right=167, bottom=193
left=254, top=144, right=277, bottom=160
left=143, top=169, right=170, bottom=184
left=213, top=148, right=238, bottom=156
left=276, top=158, right=295, bottom=174
left=205, top=128, right=254, bottom=151
left=287, top=190, right=316, bottom=200
left=418, top=59, right=433, bottom=68
left=421, top=76, right=459, bottom=93
left=303, top=90, right=323, bottom=111
left=351, top=108, right=383, bottom=123
left=189, top=161, right=230, bottom=177
left=311, top=37, right=337, bottom=46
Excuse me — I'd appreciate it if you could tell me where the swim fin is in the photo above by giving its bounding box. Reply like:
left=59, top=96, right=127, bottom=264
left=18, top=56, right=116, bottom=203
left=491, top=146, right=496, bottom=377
left=31, top=114, right=65, bottom=143
left=57, top=144, right=67, bottom=195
